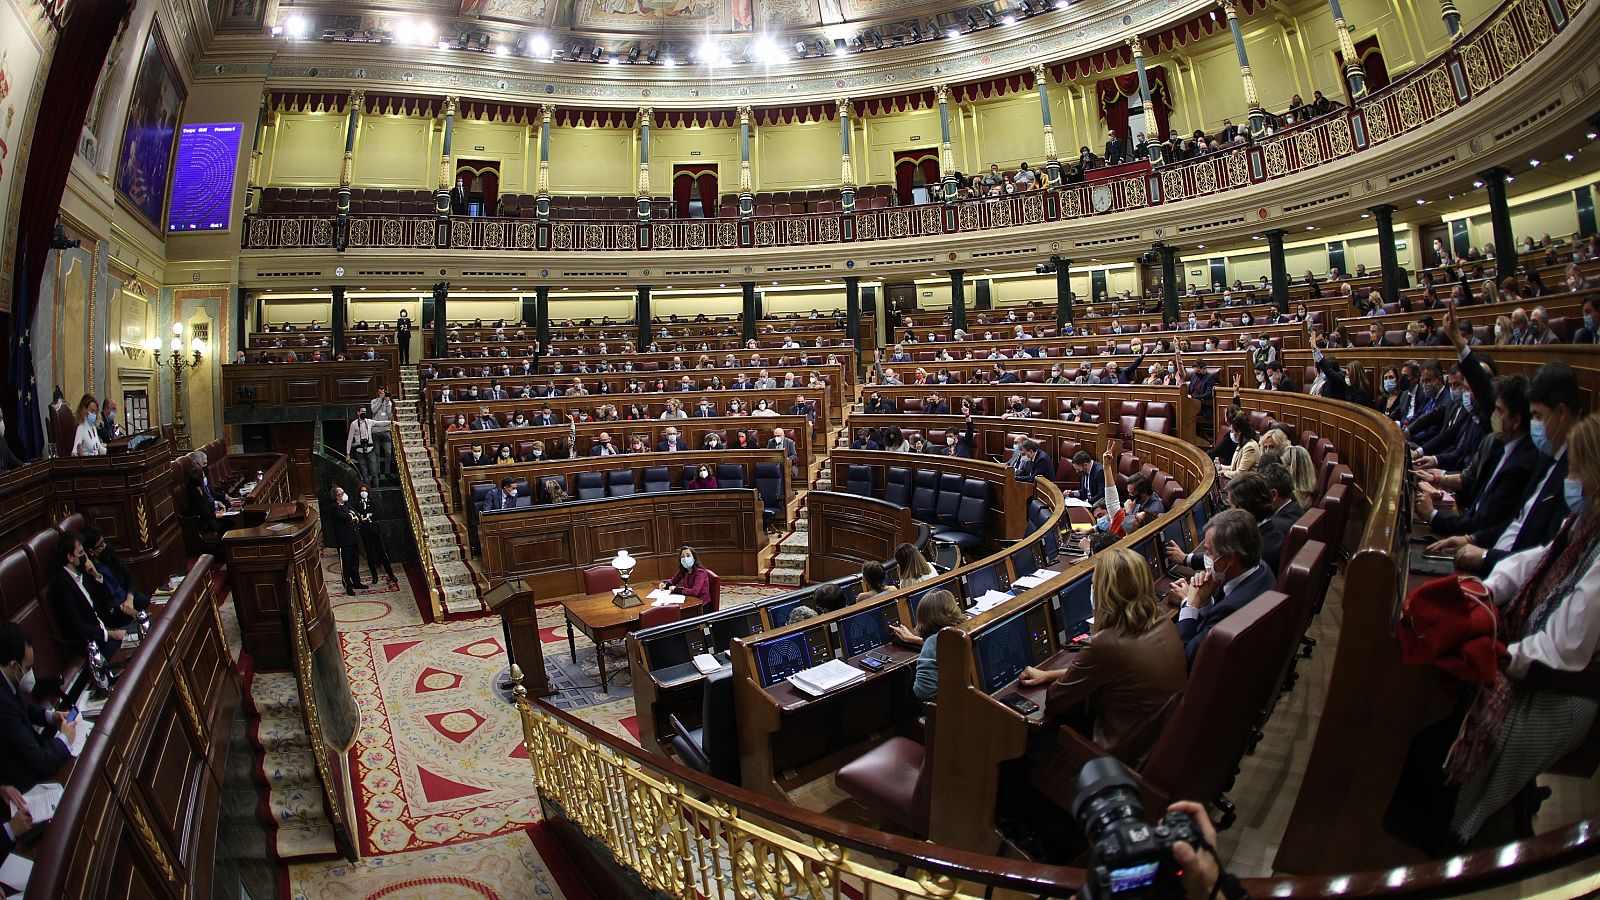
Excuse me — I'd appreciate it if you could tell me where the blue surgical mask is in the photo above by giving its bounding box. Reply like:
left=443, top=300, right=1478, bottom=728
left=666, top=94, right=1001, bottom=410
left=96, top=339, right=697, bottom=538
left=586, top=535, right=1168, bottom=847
left=1461, top=390, right=1474, bottom=413
left=1531, top=418, right=1551, bottom=455
left=1564, top=478, right=1585, bottom=513
left=86, top=412, right=97, bottom=426
left=1586, top=314, right=1597, bottom=332
left=681, top=555, right=695, bottom=569
left=1383, top=377, right=1397, bottom=392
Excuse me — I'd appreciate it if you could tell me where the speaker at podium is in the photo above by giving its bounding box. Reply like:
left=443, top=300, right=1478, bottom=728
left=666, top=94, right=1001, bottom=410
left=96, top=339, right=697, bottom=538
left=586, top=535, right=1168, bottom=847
left=484, top=577, right=552, bottom=702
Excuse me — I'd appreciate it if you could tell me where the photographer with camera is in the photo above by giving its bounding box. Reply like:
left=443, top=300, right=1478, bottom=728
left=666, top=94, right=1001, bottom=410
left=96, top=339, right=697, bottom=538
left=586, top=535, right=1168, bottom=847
left=1073, top=758, right=1244, bottom=899
left=346, top=407, right=379, bottom=483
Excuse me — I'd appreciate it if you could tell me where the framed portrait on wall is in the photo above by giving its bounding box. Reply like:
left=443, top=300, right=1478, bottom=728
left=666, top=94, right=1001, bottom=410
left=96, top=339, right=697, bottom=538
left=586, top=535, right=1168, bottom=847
left=114, top=21, right=186, bottom=233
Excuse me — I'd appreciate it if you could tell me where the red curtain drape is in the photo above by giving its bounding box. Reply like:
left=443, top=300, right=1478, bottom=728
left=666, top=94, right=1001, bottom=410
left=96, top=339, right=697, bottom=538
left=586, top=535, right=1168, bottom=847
left=920, top=159, right=940, bottom=190
left=893, top=160, right=916, bottom=205
left=892, top=150, right=940, bottom=203
left=1096, top=67, right=1172, bottom=140
left=696, top=172, right=718, bottom=212
left=673, top=173, right=694, bottom=216
left=479, top=171, right=498, bottom=215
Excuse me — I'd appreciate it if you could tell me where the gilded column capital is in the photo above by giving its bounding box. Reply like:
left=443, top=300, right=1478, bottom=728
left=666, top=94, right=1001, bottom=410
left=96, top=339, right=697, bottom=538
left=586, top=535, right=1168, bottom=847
left=1219, top=0, right=1239, bottom=19
left=638, top=107, right=653, bottom=124
left=1129, top=36, right=1146, bottom=57
left=348, top=89, right=366, bottom=109
left=541, top=105, right=553, bottom=126
left=738, top=106, right=753, bottom=126
left=935, top=84, right=949, bottom=105
left=442, top=96, right=459, bottom=118
left=836, top=97, right=851, bottom=119
left=1031, top=63, right=1048, bottom=84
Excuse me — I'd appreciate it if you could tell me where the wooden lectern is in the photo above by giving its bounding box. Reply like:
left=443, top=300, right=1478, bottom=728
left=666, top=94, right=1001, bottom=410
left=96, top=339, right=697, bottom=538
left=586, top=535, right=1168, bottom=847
left=484, top=577, right=552, bottom=698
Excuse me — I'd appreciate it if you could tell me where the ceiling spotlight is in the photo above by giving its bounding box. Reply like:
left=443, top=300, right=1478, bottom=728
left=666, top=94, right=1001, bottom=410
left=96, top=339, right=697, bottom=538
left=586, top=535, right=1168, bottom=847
left=1472, top=179, right=1485, bottom=188
left=1021, top=0, right=1037, bottom=13
left=269, top=23, right=283, bottom=36
left=494, top=43, right=509, bottom=56
left=319, top=28, right=335, bottom=41
left=1415, top=198, right=1427, bottom=204
left=752, top=36, right=779, bottom=63
left=457, top=31, right=470, bottom=48
left=1506, top=175, right=1515, bottom=182
left=794, top=39, right=808, bottom=55
left=363, top=28, right=375, bottom=39
left=699, top=37, right=719, bottom=60
left=284, top=15, right=308, bottom=38
left=477, top=33, right=490, bottom=50
left=569, top=41, right=583, bottom=58
left=981, top=8, right=997, bottom=26
left=591, top=45, right=604, bottom=61
left=607, top=56, right=618, bottom=65
left=832, top=38, right=847, bottom=55
left=663, top=55, right=677, bottom=66
left=909, top=24, right=922, bottom=39
left=867, top=31, right=883, bottom=48
left=1360, top=212, right=1371, bottom=219
left=849, top=36, right=863, bottom=51
left=1566, top=151, right=1577, bottom=161
left=1000, top=13, right=1016, bottom=25
left=814, top=38, right=828, bottom=55
left=1588, top=130, right=1598, bottom=140
left=646, top=45, right=659, bottom=63
left=627, top=43, right=640, bottom=62
left=1528, top=158, right=1541, bottom=167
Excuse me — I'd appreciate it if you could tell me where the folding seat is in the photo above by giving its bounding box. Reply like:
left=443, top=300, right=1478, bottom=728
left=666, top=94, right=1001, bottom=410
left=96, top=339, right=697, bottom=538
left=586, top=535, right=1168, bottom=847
left=1118, top=451, right=1141, bottom=478
left=575, top=472, right=606, bottom=500
left=755, top=203, right=774, bottom=217
left=883, top=467, right=913, bottom=508
left=1025, top=398, right=1045, bottom=415
left=1080, top=400, right=1101, bottom=422
left=1156, top=478, right=1186, bottom=509
left=910, top=470, right=939, bottom=522
left=715, top=464, right=745, bottom=488
left=899, top=397, right=924, bottom=414
left=774, top=202, right=793, bottom=216
left=1143, top=402, right=1173, bottom=435
left=1118, top=401, right=1146, bottom=440
left=607, top=469, right=636, bottom=496
left=541, top=477, right=567, bottom=503
left=843, top=465, right=874, bottom=496
left=641, top=467, right=672, bottom=493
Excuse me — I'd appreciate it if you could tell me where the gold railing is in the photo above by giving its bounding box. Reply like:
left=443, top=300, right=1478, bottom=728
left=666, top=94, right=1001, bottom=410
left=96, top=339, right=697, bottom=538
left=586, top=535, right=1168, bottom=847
left=515, top=670, right=1011, bottom=898
left=391, top=421, right=444, bottom=621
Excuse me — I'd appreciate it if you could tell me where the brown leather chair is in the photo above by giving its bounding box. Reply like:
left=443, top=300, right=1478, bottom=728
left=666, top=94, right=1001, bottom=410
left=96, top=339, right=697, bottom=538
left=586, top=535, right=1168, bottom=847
left=1272, top=539, right=1330, bottom=702
left=1031, top=591, right=1296, bottom=828
left=581, top=565, right=622, bottom=594
left=835, top=703, right=936, bottom=835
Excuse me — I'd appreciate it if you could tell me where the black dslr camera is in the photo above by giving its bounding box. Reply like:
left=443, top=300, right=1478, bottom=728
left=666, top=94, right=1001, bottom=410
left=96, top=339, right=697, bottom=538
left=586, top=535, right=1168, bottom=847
left=1072, top=757, right=1208, bottom=899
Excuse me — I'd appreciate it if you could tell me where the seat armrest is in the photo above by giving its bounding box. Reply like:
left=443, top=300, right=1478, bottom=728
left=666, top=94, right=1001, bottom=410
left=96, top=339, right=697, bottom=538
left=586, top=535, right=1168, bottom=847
left=667, top=713, right=710, bottom=771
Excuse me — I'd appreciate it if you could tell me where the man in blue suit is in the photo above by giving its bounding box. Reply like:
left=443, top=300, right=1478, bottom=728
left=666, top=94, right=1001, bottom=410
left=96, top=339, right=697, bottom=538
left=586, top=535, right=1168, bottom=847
left=1070, top=450, right=1106, bottom=504
left=481, top=477, right=522, bottom=512
left=0, top=623, right=76, bottom=791
left=1174, top=509, right=1276, bottom=667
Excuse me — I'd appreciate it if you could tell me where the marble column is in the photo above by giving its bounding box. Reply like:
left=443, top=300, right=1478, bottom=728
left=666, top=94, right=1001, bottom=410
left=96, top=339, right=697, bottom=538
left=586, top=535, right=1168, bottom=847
left=1033, top=65, right=1062, bottom=186
left=535, top=106, right=552, bottom=221
left=950, top=269, right=967, bottom=333
left=1328, top=0, right=1368, bottom=100
left=937, top=86, right=958, bottom=202
left=1053, top=257, right=1074, bottom=327
left=1370, top=205, right=1401, bottom=305
left=337, top=90, right=362, bottom=216
left=1221, top=1, right=1266, bottom=136
left=637, top=108, right=653, bottom=221
left=1265, top=229, right=1290, bottom=313
left=838, top=99, right=857, bottom=214
left=739, top=106, right=755, bottom=218
left=1131, top=39, right=1164, bottom=164
left=1479, top=167, right=1516, bottom=281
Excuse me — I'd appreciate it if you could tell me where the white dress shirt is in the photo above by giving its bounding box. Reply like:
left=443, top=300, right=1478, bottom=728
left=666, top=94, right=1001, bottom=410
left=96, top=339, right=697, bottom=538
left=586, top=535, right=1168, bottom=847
left=73, top=422, right=106, bottom=457
left=1495, top=445, right=1565, bottom=552
left=1485, top=533, right=1600, bottom=678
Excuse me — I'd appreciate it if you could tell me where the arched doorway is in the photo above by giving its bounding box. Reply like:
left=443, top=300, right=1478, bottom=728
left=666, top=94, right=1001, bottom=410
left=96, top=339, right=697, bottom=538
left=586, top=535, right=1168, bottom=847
left=672, top=164, right=719, bottom=218
left=455, top=160, right=500, bottom=216
left=891, top=149, right=940, bottom=205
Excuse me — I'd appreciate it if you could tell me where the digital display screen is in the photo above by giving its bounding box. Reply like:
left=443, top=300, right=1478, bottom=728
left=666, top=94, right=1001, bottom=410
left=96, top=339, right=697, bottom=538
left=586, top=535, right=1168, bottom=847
left=710, top=611, right=763, bottom=653
left=962, top=564, right=1008, bottom=602
left=167, top=123, right=242, bottom=232
left=973, top=606, right=1052, bottom=694
left=755, top=632, right=813, bottom=686
left=1040, top=522, right=1061, bottom=563
left=839, top=606, right=896, bottom=658
left=765, top=597, right=811, bottom=628
left=1193, top=496, right=1212, bottom=534
left=906, top=581, right=956, bottom=626
left=1160, top=518, right=1186, bottom=550
left=1109, top=862, right=1160, bottom=892
left=645, top=631, right=702, bottom=670
left=1011, top=543, right=1039, bottom=580
left=1059, top=579, right=1094, bottom=639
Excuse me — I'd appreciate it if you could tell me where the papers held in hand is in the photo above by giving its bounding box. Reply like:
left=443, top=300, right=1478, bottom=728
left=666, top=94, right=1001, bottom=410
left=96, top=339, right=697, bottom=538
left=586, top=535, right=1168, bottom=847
left=67, top=719, right=93, bottom=757
left=787, top=659, right=867, bottom=696
left=21, top=783, right=63, bottom=823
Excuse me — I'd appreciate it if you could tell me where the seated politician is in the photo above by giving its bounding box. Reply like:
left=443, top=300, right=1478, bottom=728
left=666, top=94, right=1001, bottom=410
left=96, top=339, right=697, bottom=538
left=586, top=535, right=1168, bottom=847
left=1172, top=509, right=1275, bottom=666
left=0, top=623, right=77, bottom=792
left=1019, top=547, right=1187, bottom=767
left=660, top=545, right=714, bottom=603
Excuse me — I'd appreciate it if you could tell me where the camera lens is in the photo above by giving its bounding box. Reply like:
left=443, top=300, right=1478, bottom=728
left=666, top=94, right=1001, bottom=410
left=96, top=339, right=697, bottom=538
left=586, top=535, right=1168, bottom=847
left=1071, top=757, right=1146, bottom=840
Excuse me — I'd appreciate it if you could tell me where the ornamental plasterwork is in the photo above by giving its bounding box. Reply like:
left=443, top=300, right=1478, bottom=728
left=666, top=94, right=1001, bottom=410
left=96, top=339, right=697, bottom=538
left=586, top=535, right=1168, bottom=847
left=194, top=0, right=1195, bottom=106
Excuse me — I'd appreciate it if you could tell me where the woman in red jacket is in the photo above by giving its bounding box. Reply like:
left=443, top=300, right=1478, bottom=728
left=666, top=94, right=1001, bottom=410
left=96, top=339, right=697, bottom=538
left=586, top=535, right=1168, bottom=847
left=661, top=545, right=712, bottom=602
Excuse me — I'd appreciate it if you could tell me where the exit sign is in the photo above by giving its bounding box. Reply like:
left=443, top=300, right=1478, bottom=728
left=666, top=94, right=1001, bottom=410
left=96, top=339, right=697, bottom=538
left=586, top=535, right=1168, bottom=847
left=690, top=150, right=702, bottom=156
left=910, top=135, right=922, bottom=141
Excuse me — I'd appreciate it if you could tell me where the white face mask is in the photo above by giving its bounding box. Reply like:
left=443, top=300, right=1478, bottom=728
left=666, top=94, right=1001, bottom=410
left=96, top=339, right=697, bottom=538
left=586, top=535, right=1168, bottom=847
left=17, top=666, right=35, bottom=693
left=1202, top=552, right=1217, bottom=573
left=359, top=490, right=369, bottom=500
left=699, top=469, right=709, bottom=479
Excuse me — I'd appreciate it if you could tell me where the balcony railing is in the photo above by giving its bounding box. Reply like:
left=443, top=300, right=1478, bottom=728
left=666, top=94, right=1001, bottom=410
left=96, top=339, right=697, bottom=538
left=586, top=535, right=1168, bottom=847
left=239, top=0, right=1578, bottom=255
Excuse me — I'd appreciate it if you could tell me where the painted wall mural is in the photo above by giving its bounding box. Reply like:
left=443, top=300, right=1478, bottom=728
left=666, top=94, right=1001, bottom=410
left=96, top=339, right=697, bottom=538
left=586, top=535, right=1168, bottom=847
left=115, top=22, right=186, bottom=233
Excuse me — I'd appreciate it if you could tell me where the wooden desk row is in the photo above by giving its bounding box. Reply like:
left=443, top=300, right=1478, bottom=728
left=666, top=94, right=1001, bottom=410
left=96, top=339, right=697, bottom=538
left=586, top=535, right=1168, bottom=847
left=428, top=389, right=834, bottom=452
left=439, top=416, right=813, bottom=504
left=221, top=361, right=396, bottom=412
left=868, top=383, right=1205, bottom=446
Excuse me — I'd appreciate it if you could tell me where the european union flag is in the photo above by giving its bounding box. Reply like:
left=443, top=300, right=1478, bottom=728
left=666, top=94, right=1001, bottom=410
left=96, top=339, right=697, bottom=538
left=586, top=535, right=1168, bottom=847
left=9, top=239, right=44, bottom=460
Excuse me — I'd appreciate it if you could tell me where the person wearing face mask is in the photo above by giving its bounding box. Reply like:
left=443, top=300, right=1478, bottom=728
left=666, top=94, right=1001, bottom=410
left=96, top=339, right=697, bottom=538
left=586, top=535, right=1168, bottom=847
left=750, top=399, right=778, bottom=418
left=354, top=484, right=397, bottom=588
left=589, top=432, right=618, bottom=456
left=864, top=392, right=897, bottom=415
left=51, top=532, right=129, bottom=671
left=495, top=443, right=517, bottom=465
left=78, top=525, right=151, bottom=636
left=446, top=413, right=470, bottom=434
left=1412, top=369, right=1484, bottom=473
left=72, top=394, right=106, bottom=457
left=1574, top=295, right=1599, bottom=345
left=482, top=476, right=523, bottom=513
left=660, top=545, right=714, bottom=604
left=96, top=397, right=123, bottom=445
left=686, top=465, right=718, bottom=489
left=0, top=622, right=77, bottom=791
left=1419, top=374, right=1539, bottom=548
left=1433, top=413, right=1600, bottom=847
left=1171, top=509, right=1275, bottom=667
left=347, top=407, right=379, bottom=482
left=657, top=428, right=685, bottom=452
left=328, top=486, right=367, bottom=595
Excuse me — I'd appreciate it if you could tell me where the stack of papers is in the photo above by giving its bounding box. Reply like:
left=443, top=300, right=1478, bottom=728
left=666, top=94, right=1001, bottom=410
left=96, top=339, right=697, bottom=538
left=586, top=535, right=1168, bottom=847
left=67, top=719, right=92, bottom=757
left=691, top=653, right=722, bottom=674
left=0, top=854, right=31, bottom=896
left=1062, top=497, right=1094, bottom=508
left=1011, top=569, right=1061, bottom=591
left=788, top=659, right=867, bottom=696
left=21, top=783, right=63, bottom=823
left=969, top=590, right=1016, bottom=614
left=645, top=588, right=686, bottom=606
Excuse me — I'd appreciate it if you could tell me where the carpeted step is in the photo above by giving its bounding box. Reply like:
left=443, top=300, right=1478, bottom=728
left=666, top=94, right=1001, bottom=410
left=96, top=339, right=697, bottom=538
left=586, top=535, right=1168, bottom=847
left=248, top=672, right=302, bottom=720
left=769, top=567, right=805, bottom=586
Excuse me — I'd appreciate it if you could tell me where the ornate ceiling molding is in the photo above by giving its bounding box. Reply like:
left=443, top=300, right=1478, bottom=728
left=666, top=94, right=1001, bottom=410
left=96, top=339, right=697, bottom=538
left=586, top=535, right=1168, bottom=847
left=194, top=0, right=1222, bottom=106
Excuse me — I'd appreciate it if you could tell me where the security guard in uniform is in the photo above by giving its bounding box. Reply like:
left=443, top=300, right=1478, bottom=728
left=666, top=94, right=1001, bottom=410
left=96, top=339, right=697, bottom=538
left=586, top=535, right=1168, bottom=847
left=329, top=486, right=366, bottom=595
left=354, top=484, right=397, bottom=588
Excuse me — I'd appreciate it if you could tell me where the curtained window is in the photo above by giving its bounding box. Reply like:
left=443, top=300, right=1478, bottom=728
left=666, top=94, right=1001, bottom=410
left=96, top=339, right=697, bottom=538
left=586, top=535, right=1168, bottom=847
left=1096, top=66, right=1172, bottom=143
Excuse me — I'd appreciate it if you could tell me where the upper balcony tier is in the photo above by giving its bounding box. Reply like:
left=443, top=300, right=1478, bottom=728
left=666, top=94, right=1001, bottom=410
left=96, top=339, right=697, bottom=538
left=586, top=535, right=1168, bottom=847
left=236, top=0, right=1598, bottom=288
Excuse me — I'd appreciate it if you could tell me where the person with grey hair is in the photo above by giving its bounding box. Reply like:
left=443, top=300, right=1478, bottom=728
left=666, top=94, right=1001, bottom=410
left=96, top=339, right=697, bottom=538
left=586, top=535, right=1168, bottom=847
left=1171, top=508, right=1276, bottom=667
left=369, top=387, right=395, bottom=480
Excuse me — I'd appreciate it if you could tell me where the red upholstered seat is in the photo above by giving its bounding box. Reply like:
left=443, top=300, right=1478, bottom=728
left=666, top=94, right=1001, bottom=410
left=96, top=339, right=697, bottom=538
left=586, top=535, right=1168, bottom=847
left=581, top=565, right=623, bottom=594
left=638, top=605, right=681, bottom=630
left=835, top=705, right=935, bottom=835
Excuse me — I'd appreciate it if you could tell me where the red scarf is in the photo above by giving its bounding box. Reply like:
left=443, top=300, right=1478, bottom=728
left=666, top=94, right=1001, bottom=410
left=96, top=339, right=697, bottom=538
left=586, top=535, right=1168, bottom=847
left=1445, top=511, right=1600, bottom=783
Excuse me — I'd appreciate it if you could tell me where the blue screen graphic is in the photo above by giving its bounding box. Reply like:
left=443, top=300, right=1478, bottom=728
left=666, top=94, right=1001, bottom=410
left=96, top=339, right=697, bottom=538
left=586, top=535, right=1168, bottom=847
left=975, top=611, right=1034, bottom=693
left=755, top=632, right=812, bottom=686
left=839, top=607, right=892, bottom=658
left=168, top=123, right=242, bottom=232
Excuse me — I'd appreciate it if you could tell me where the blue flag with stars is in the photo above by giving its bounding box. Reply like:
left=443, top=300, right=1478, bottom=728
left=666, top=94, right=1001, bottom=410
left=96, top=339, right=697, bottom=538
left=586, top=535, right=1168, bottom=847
left=10, top=239, right=45, bottom=460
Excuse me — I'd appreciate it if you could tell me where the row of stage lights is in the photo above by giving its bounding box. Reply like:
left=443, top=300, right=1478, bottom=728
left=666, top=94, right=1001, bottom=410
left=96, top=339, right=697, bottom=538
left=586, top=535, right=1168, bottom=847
left=271, top=0, right=1060, bottom=67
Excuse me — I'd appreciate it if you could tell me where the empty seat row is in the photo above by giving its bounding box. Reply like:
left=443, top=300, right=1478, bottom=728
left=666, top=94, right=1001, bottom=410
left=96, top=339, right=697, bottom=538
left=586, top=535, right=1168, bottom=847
left=841, top=466, right=990, bottom=549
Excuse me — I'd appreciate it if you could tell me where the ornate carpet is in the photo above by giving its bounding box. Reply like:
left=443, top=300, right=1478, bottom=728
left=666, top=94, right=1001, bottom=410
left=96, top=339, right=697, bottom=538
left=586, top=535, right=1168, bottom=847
left=336, top=567, right=788, bottom=857
left=288, top=827, right=588, bottom=899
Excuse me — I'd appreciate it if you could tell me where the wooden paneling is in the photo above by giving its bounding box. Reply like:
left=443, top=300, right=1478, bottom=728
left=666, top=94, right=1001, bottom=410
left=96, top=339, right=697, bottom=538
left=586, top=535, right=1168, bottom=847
left=221, top=507, right=337, bottom=668
left=806, top=491, right=918, bottom=582
left=221, top=361, right=392, bottom=412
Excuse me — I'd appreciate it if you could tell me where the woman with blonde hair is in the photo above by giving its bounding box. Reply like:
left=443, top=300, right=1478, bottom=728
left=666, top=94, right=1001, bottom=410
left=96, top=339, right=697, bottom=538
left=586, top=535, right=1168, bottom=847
left=1282, top=444, right=1318, bottom=511
left=1020, top=547, right=1187, bottom=765
left=1493, top=314, right=1514, bottom=346
left=1258, top=426, right=1290, bottom=458
left=904, top=589, right=966, bottom=700
left=72, top=395, right=107, bottom=457
left=894, top=542, right=937, bottom=585
left=1445, top=414, right=1600, bottom=844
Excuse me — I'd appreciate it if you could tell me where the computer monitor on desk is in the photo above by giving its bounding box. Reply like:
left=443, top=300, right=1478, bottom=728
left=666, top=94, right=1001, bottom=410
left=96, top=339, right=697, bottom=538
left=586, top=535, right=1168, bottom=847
left=752, top=625, right=834, bottom=687
left=972, top=605, right=1055, bottom=695
left=1010, top=542, right=1039, bottom=580
left=961, top=563, right=1010, bottom=606
left=838, top=605, right=900, bottom=658
left=1039, top=522, right=1061, bottom=564
left=1055, top=577, right=1094, bottom=642
left=765, top=596, right=812, bottom=628
left=644, top=627, right=708, bottom=671
left=710, top=609, right=764, bottom=654
left=906, top=579, right=958, bottom=624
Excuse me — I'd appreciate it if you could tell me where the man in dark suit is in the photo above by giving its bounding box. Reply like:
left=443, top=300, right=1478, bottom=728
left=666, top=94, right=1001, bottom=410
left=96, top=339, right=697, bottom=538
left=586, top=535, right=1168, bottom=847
left=924, top=393, right=950, bottom=416
left=1174, top=509, right=1276, bottom=666
left=1070, top=450, right=1106, bottom=504
left=769, top=427, right=798, bottom=476
left=1447, top=360, right=1584, bottom=574
left=51, top=532, right=126, bottom=663
left=1420, top=375, right=1538, bottom=547
left=1103, top=130, right=1127, bottom=165
left=993, top=363, right=1019, bottom=384
left=864, top=392, right=898, bottom=415
left=450, top=177, right=469, bottom=214
left=329, top=486, right=367, bottom=595
left=657, top=427, right=686, bottom=452
left=534, top=405, right=559, bottom=426
left=0, top=623, right=76, bottom=791
left=589, top=432, right=619, bottom=456
left=463, top=442, right=490, bottom=467
left=1017, top=441, right=1055, bottom=482
left=692, top=398, right=718, bottom=418
left=481, top=477, right=521, bottom=513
